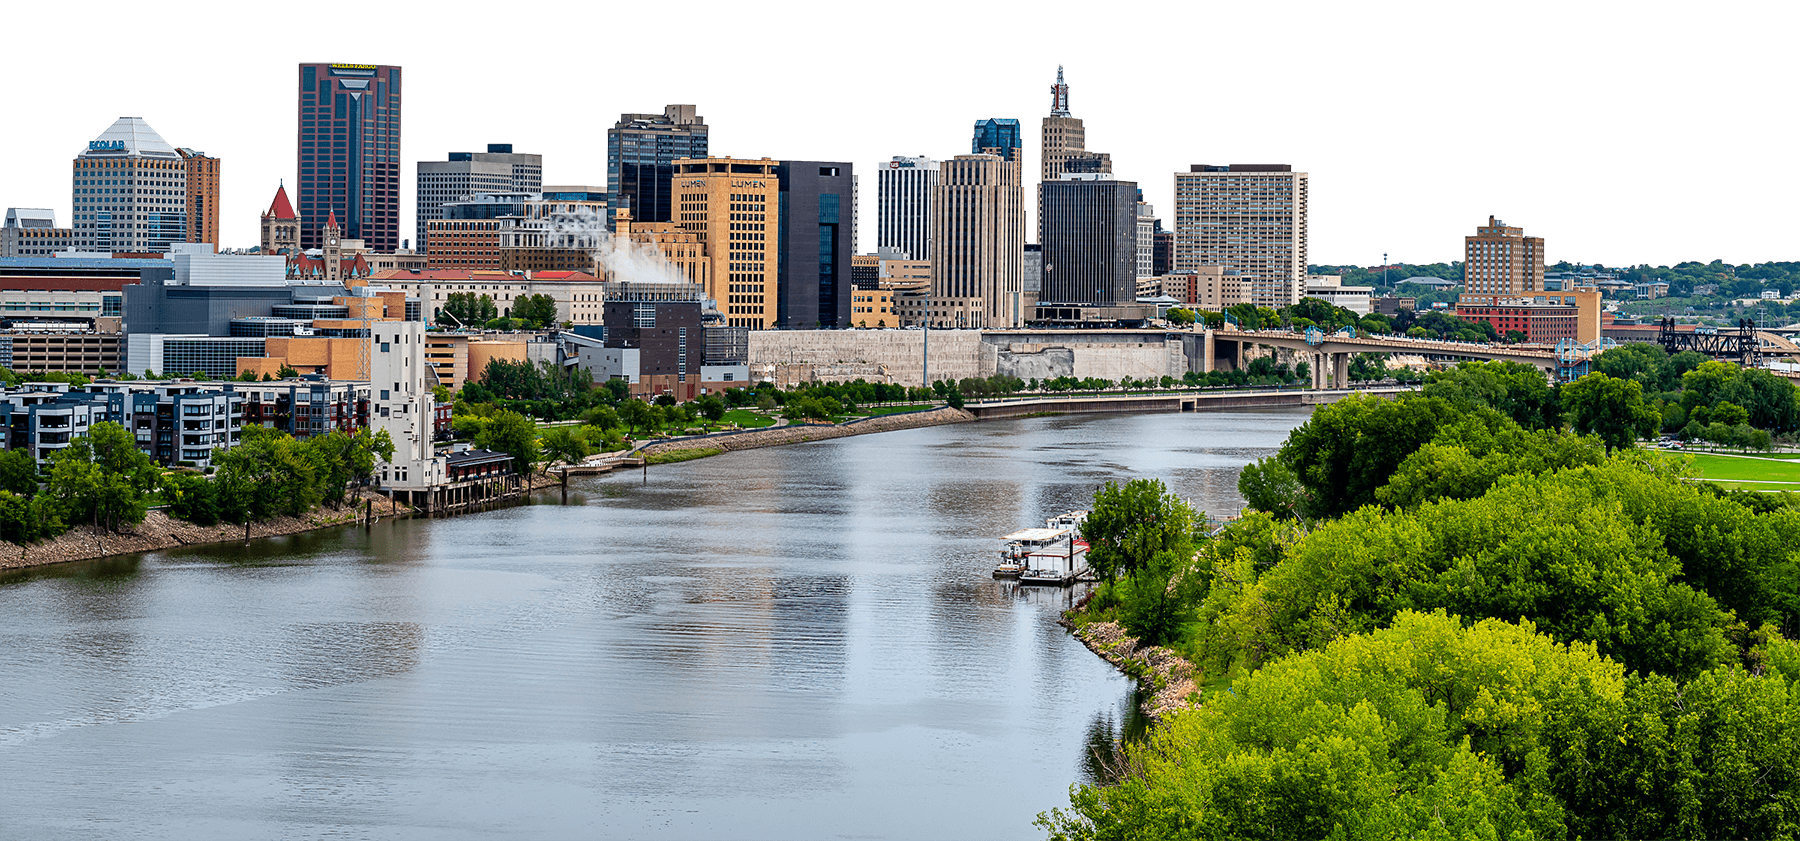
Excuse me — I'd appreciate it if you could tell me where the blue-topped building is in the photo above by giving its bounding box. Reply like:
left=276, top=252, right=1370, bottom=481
left=971, top=118, right=1023, bottom=162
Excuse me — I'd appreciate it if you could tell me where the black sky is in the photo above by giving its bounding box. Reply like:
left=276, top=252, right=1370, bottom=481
left=10, top=31, right=1785, bottom=268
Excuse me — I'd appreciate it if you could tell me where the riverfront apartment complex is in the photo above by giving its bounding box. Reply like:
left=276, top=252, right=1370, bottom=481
left=296, top=63, right=402, bottom=252
left=1172, top=164, right=1310, bottom=309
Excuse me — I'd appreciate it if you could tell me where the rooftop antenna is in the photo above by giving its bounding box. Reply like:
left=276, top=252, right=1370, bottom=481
left=1050, top=66, right=1071, bottom=117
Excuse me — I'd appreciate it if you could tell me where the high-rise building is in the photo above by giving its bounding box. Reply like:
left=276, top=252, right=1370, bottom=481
left=1173, top=164, right=1310, bottom=309
left=877, top=156, right=939, bottom=261
left=1039, top=175, right=1139, bottom=309
left=1040, top=67, right=1110, bottom=185
left=1136, top=196, right=1156, bottom=279
left=176, top=149, right=220, bottom=251
left=71, top=117, right=187, bottom=253
left=416, top=144, right=542, bottom=252
left=296, top=63, right=402, bottom=252
left=773, top=162, right=855, bottom=330
left=608, top=105, right=708, bottom=228
left=929, top=154, right=1025, bottom=329
left=971, top=119, right=1023, bottom=162
left=1152, top=224, right=1173, bottom=276
left=1463, top=216, right=1544, bottom=297
left=260, top=184, right=301, bottom=255
left=2, top=209, right=70, bottom=258
left=672, top=156, right=779, bottom=329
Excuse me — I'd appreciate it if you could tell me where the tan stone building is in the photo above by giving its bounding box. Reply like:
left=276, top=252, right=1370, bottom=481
left=1040, top=67, right=1111, bottom=185
left=1464, top=215, right=1545, bottom=297
left=929, top=154, right=1025, bottom=329
left=426, top=219, right=504, bottom=270
left=1173, top=164, right=1310, bottom=309
left=177, top=148, right=220, bottom=251
left=613, top=207, right=710, bottom=287
left=671, top=156, right=780, bottom=329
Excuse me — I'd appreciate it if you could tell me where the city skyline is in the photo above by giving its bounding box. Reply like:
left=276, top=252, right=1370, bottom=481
left=1, top=0, right=1792, bottom=268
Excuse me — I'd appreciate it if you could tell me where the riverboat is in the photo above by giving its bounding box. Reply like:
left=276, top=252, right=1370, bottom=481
left=997, top=510, right=1090, bottom=585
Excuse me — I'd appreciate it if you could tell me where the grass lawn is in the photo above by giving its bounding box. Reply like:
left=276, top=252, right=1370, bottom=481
left=719, top=409, right=776, bottom=429
left=856, top=403, right=935, bottom=417
left=645, top=447, right=723, bottom=465
left=1683, top=448, right=1800, bottom=460
left=1689, top=453, right=1800, bottom=484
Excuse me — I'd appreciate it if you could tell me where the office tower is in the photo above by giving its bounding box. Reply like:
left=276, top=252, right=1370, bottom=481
left=971, top=119, right=1023, bottom=162
left=877, top=156, right=938, bottom=261
left=1039, top=175, right=1138, bottom=308
left=177, top=149, right=220, bottom=251
left=1040, top=67, right=1110, bottom=185
left=1152, top=224, right=1173, bottom=276
left=71, top=117, right=187, bottom=252
left=774, top=161, right=855, bottom=329
left=928, top=154, right=1025, bottom=329
left=1, top=209, right=70, bottom=258
left=672, top=156, right=779, bottom=329
left=296, top=63, right=401, bottom=252
left=416, top=144, right=542, bottom=252
left=1464, top=216, right=1544, bottom=297
left=1173, top=164, right=1310, bottom=308
left=608, top=105, right=708, bottom=228
left=1136, top=196, right=1155, bottom=279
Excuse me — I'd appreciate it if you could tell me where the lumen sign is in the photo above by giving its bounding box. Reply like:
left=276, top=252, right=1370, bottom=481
left=88, top=140, right=125, bottom=151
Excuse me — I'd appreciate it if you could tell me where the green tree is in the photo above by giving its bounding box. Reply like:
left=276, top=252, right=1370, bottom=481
left=1081, top=479, right=1196, bottom=583
left=1236, top=456, right=1306, bottom=519
left=619, top=399, right=656, bottom=434
left=1272, top=393, right=1463, bottom=518
left=475, top=409, right=537, bottom=473
left=695, top=394, right=727, bottom=422
left=0, top=448, right=39, bottom=495
left=1423, top=360, right=1559, bottom=430
left=1165, top=307, right=1195, bottom=326
left=1561, top=372, right=1659, bottom=450
left=538, top=426, right=594, bottom=485
left=45, top=421, right=158, bottom=532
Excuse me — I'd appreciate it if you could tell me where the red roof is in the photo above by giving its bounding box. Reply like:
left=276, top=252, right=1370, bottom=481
left=265, top=185, right=297, bottom=220
left=325, top=209, right=339, bottom=229
left=525, top=271, right=603, bottom=281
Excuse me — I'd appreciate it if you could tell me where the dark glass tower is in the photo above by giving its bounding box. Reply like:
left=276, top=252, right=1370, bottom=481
left=607, top=105, right=708, bottom=228
left=296, top=63, right=401, bottom=252
left=971, top=118, right=1022, bottom=162
left=1040, top=177, right=1138, bottom=307
left=775, top=161, right=855, bottom=329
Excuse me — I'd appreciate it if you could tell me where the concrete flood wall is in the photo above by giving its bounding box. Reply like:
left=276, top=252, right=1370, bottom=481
left=750, top=329, right=1194, bottom=387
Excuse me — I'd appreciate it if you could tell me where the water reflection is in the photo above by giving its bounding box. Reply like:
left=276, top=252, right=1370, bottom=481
left=1080, top=688, right=1153, bottom=786
left=0, top=409, right=1308, bottom=839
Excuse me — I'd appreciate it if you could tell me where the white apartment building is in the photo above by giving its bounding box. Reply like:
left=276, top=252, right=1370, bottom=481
left=1173, top=164, right=1310, bottom=309
left=877, top=156, right=939, bottom=262
left=71, top=118, right=188, bottom=253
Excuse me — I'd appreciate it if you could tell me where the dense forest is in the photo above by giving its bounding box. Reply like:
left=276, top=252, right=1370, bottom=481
left=1046, top=355, right=1800, bottom=839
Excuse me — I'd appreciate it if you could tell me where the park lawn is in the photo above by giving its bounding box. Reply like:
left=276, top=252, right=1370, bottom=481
left=645, top=447, right=723, bottom=465
left=719, top=409, right=777, bottom=429
left=1689, top=453, right=1800, bottom=484
left=856, top=403, right=935, bottom=417
left=1683, top=448, right=1800, bottom=460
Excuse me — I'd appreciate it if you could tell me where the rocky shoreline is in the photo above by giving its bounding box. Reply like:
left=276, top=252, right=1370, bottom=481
left=639, top=407, right=976, bottom=457
left=1062, top=617, right=1200, bottom=722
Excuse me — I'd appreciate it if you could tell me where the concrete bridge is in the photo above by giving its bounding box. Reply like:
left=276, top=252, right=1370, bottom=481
left=963, top=385, right=1413, bottom=421
left=1203, top=328, right=1561, bottom=388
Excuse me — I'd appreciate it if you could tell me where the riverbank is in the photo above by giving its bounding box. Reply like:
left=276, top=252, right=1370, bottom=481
left=0, top=470, right=569, bottom=575
left=638, top=406, right=976, bottom=459
left=1062, top=616, right=1201, bottom=723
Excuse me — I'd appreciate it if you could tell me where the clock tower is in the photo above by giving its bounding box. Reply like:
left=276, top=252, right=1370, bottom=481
left=322, top=209, right=343, bottom=283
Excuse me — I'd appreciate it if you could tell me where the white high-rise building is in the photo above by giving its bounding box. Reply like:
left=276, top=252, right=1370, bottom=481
left=71, top=117, right=188, bottom=253
left=1136, top=199, right=1156, bottom=279
left=416, top=144, right=543, bottom=252
left=372, top=320, right=444, bottom=491
left=877, top=156, right=939, bottom=261
left=1173, top=164, right=1310, bottom=309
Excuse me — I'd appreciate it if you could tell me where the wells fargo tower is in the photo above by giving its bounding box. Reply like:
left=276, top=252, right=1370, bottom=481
left=297, top=63, right=401, bottom=252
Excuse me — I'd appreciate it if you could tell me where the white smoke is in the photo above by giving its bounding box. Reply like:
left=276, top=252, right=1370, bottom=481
left=528, top=207, right=695, bottom=286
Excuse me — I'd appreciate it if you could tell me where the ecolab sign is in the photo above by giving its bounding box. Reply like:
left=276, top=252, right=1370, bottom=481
left=88, top=140, right=126, bottom=151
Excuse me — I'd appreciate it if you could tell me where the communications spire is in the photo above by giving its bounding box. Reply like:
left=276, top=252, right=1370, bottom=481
left=1050, top=65, right=1071, bottom=117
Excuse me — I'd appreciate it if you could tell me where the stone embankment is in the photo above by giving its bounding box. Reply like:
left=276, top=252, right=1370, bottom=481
left=638, top=407, right=975, bottom=458
left=1063, top=618, right=1200, bottom=722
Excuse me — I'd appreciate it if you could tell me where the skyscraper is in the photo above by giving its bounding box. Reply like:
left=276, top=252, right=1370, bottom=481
left=177, top=148, right=220, bottom=251
left=672, top=156, right=779, bottom=329
left=416, top=144, right=542, bottom=251
left=608, top=105, right=708, bottom=228
left=1464, top=216, right=1544, bottom=297
left=1173, top=164, right=1310, bottom=308
left=1039, top=175, right=1139, bottom=308
left=929, top=154, right=1025, bottom=329
left=877, top=156, right=938, bottom=261
left=775, top=161, right=855, bottom=329
left=296, top=63, right=402, bottom=252
left=971, top=119, right=1023, bottom=162
left=71, top=117, right=187, bottom=252
left=1040, top=67, right=1110, bottom=185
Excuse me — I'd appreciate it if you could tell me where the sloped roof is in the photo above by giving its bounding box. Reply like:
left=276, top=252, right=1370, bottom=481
left=82, top=117, right=178, bottom=159
left=265, top=185, right=297, bottom=220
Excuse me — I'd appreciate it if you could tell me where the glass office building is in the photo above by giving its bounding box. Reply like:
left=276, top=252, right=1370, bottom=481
left=297, top=63, right=402, bottom=252
left=971, top=118, right=1023, bottom=162
left=607, top=105, right=708, bottom=228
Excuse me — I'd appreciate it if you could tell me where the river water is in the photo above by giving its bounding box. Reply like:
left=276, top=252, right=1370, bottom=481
left=0, top=409, right=1308, bottom=840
